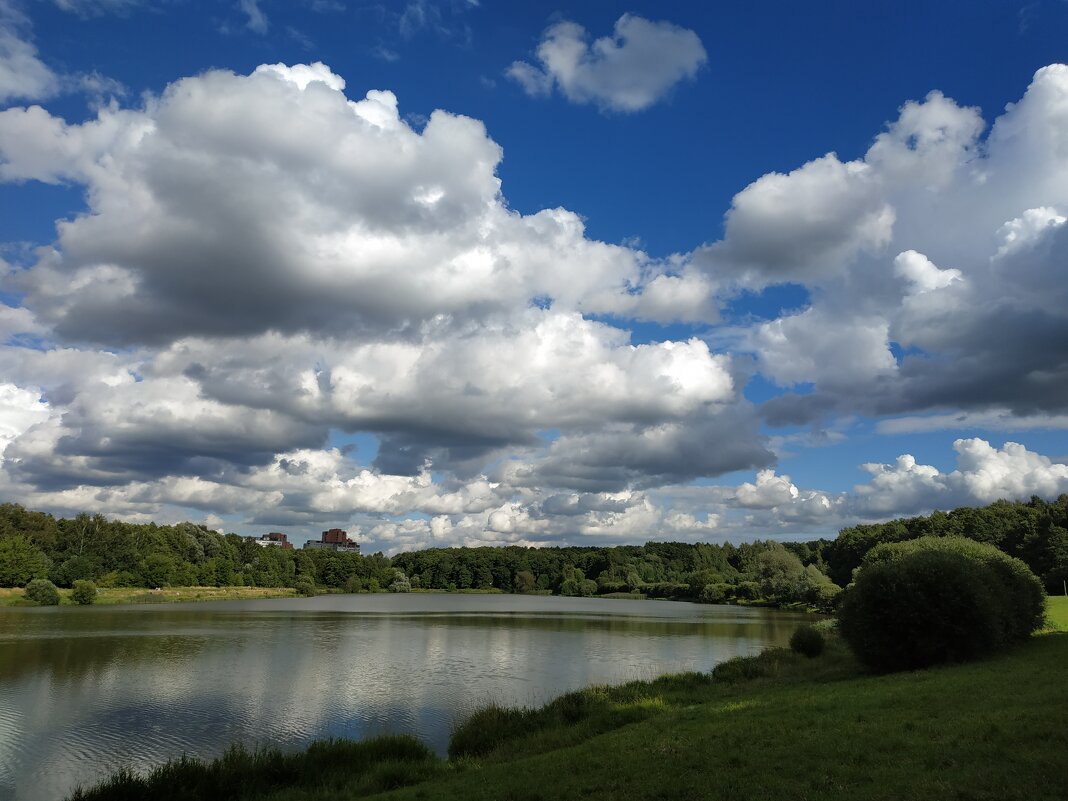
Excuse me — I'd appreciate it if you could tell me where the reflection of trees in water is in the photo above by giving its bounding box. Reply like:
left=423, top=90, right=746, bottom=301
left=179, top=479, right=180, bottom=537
left=0, top=606, right=811, bottom=683
left=0, top=609, right=232, bottom=683
left=368, top=612, right=807, bottom=642
left=0, top=631, right=212, bottom=683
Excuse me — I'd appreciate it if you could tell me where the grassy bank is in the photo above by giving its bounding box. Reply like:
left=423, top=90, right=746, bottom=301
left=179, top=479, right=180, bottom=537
left=70, top=597, right=1068, bottom=801
left=1045, top=592, right=1068, bottom=630
left=0, top=585, right=297, bottom=607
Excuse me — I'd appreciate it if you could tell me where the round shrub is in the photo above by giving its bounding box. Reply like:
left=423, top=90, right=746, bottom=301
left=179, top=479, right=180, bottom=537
left=700, top=582, right=731, bottom=604
left=861, top=536, right=1046, bottom=642
left=294, top=578, right=317, bottom=597
left=789, top=623, right=825, bottom=658
left=71, top=579, right=98, bottom=605
left=838, top=550, right=1008, bottom=672
left=25, top=578, right=60, bottom=606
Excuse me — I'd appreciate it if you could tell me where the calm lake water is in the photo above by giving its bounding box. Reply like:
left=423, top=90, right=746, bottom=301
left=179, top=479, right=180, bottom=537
left=0, top=594, right=809, bottom=801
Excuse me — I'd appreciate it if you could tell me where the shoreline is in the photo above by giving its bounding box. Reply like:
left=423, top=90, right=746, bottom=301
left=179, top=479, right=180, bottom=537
left=68, top=597, right=1068, bottom=800
left=0, top=584, right=822, bottom=611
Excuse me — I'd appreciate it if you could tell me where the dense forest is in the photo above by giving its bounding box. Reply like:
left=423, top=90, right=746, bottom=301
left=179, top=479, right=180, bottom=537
left=0, top=505, right=393, bottom=594
left=2, top=494, right=1066, bottom=608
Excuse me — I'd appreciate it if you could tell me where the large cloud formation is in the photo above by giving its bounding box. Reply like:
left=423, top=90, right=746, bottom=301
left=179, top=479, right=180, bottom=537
left=0, top=60, right=773, bottom=545
left=1, top=59, right=1068, bottom=550
left=701, top=67, right=1068, bottom=427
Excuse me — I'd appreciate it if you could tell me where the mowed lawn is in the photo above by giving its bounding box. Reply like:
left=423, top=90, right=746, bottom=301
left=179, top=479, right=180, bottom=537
left=1045, top=594, right=1068, bottom=631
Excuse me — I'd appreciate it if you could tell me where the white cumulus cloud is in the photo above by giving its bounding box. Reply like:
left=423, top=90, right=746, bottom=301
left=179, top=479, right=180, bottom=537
left=507, top=14, right=706, bottom=112
left=853, top=439, right=1068, bottom=516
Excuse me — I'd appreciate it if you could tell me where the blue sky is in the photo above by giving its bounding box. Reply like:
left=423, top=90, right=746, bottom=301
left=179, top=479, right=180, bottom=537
left=1, top=0, right=1067, bottom=551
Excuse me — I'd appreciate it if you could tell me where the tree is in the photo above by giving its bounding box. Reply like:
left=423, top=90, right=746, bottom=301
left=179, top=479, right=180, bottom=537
left=0, top=503, right=59, bottom=549
left=0, top=535, right=51, bottom=587
left=755, top=545, right=806, bottom=604
left=140, top=553, right=178, bottom=587
left=559, top=566, right=587, bottom=596
left=514, top=570, right=536, bottom=593
left=801, top=564, right=842, bottom=612
left=50, top=555, right=97, bottom=587
left=389, top=570, right=412, bottom=593
left=25, top=578, right=60, bottom=605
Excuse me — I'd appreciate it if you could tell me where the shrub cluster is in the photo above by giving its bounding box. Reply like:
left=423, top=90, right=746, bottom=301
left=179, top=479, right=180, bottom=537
left=711, top=648, right=800, bottom=683
left=838, top=537, right=1046, bottom=672
left=71, top=579, right=97, bottom=605
left=25, top=578, right=60, bottom=605
left=789, top=624, right=825, bottom=658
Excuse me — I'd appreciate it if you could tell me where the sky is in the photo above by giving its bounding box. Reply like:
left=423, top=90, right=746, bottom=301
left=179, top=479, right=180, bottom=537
left=1, top=0, right=1068, bottom=552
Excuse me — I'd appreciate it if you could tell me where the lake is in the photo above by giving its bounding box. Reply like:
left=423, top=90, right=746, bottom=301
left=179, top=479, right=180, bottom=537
left=0, top=593, right=809, bottom=801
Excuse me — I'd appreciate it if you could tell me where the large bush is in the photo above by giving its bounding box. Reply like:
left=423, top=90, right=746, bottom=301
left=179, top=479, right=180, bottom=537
left=838, top=544, right=1043, bottom=672
left=25, top=578, right=61, bottom=606
left=861, top=536, right=1046, bottom=641
left=789, top=624, right=825, bottom=658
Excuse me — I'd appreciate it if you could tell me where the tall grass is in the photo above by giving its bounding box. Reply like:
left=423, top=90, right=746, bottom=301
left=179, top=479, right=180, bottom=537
left=448, top=672, right=713, bottom=760
left=67, top=735, right=438, bottom=801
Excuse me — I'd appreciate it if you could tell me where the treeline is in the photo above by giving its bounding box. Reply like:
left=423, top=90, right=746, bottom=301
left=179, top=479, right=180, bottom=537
left=0, top=502, right=841, bottom=608
left=2, top=493, right=1066, bottom=606
left=0, top=505, right=395, bottom=592
left=820, top=494, right=1068, bottom=592
left=391, top=540, right=841, bottom=609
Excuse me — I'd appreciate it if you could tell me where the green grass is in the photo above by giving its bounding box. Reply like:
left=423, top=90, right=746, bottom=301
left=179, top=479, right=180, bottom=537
left=1045, top=594, right=1068, bottom=632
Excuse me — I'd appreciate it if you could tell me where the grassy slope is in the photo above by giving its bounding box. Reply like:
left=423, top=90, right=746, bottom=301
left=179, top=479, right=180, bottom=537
left=1046, top=594, right=1068, bottom=630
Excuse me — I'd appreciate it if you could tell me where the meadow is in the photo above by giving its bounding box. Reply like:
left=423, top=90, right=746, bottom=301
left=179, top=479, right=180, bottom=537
left=0, top=585, right=297, bottom=607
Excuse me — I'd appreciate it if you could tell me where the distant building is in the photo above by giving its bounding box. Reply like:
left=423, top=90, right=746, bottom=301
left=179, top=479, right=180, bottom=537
left=303, top=528, right=360, bottom=553
left=252, top=532, right=294, bottom=550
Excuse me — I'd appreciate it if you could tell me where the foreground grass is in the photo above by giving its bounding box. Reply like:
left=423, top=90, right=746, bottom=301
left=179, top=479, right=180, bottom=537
left=68, top=736, right=441, bottom=801
left=70, top=598, right=1068, bottom=801
left=0, top=585, right=297, bottom=607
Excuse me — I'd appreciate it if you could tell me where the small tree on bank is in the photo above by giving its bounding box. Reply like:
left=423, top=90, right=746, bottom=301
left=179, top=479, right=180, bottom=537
left=71, top=579, right=98, bottom=605
left=388, top=570, right=411, bottom=593
left=25, top=578, right=60, bottom=606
